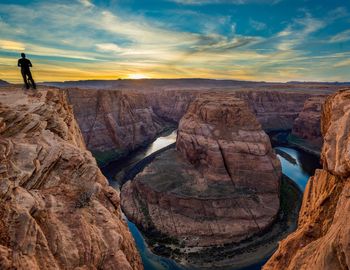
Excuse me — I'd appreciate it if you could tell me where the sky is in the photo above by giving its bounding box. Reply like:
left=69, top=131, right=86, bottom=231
left=0, top=0, right=349, bottom=83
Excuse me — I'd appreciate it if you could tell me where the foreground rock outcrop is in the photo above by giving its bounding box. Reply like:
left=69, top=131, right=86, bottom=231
left=264, top=88, right=350, bottom=270
left=122, top=96, right=281, bottom=249
left=0, top=88, right=142, bottom=270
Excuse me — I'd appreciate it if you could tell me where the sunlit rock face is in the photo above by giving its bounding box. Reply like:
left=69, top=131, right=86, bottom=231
left=0, top=88, right=143, bottom=270
left=176, top=95, right=282, bottom=187
left=121, top=95, right=281, bottom=247
left=264, top=88, right=350, bottom=270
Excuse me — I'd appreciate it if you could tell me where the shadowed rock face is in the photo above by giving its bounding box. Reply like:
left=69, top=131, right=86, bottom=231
left=67, top=88, right=169, bottom=165
left=264, top=88, right=350, bottom=270
left=0, top=88, right=142, bottom=270
left=291, top=96, right=326, bottom=146
left=121, top=96, right=281, bottom=247
left=67, top=88, right=328, bottom=166
left=233, top=90, right=315, bottom=131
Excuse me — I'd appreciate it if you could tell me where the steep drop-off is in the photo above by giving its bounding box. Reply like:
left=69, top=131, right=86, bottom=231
left=67, top=88, right=171, bottom=165
left=233, top=90, right=318, bottom=131
left=264, top=88, right=350, bottom=270
left=289, top=96, right=326, bottom=154
left=121, top=96, right=281, bottom=250
left=68, top=88, right=328, bottom=165
left=0, top=88, right=142, bottom=270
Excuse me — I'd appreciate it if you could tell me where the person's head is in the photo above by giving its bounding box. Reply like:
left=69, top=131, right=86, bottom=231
left=21, top=53, right=26, bottom=58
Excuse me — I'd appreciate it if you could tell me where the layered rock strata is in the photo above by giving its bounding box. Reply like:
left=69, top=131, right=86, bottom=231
left=121, top=96, right=281, bottom=247
left=264, top=88, right=350, bottom=270
left=67, top=88, right=169, bottom=165
left=68, top=88, right=329, bottom=165
left=290, top=96, right=326, bottom=153
left=233, top=90, right=318, bottom=131
left=0, top=88, right=142, bottom=270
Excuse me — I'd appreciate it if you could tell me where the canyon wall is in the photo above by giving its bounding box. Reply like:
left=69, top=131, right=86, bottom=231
left=0, top=88, right=142, bottom=270
left=289, top=96, right=326, bottom=153
left=67, top=88, right=170, bottom=165
left=68, top=88, right=326, bottom=165
left=121, top=95, right=281, bottom=248
left=264, top=88, right=350, bottom=270
left=233, top=90, right=318, bottom=131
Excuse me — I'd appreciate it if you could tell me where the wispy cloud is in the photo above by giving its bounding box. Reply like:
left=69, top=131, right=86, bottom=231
left=0, top=0, right=349, bottom=83
left=330, top=29, right=350, bottom=43
left=168, top=0, right=281, bottom=5
left=249, top=19, right=267, bottom=31
left=275, top=14, right=325, bottom=51
left=0, top=40, right=25, bottom=51
left=334, top=58, right=350, bottom=67
left=78, top=0, right=94, bottom=8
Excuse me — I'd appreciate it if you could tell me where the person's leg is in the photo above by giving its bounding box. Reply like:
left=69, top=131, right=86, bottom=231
left=27, top=71, right=36, bottom=89
left=21, top=70, right=29, bottom=89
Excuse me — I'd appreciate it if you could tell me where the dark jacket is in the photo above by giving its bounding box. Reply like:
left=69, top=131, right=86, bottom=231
left=18, top=58, right=32, bottom=71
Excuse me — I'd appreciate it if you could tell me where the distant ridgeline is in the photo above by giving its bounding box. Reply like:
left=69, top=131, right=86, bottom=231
left=0, top=79, right=10, bottom=87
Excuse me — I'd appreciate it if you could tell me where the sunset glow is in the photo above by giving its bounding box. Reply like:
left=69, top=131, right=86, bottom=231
left=0, top=0, right=349, bottom=83
left=128, top=74, right=150, bottom=80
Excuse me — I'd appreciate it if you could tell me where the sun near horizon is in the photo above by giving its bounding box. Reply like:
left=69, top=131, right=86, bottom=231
left=127, top=74, right=150, bottom=80
left=0, top=0, right=349, bottom=83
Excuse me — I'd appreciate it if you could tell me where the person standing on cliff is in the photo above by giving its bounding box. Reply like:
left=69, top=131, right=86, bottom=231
left=18, top=53, right=36, bottom=90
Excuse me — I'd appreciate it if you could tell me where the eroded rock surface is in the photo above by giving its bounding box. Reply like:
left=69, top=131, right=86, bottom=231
left=68, top=87, right=329, bottom=166
left=67, top=88, right=170, bottom=165
left=0, top=88, right=142, bottom=270
left=264, top=88, right=350, bottom=270
left=121, top=96, right=281, bottom=248
left=290, top=96, right=326, bottom=152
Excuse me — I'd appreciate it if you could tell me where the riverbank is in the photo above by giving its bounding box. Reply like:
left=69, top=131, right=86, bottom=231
left=94, top=124, right=177, bottom=167
left=268, top=130, right=321, bottom=157
left=286, top=134, right=321, bottom=157
left=99, top=127, right=177, bottom=184
left=101, top=130, right=317, bottom=270
left=137, top=174, right=302, bottom=269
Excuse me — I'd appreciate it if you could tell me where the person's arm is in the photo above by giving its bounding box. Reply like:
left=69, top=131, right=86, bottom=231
left=28, top=60, right=32, bottom=67
left=17, top=59, right=21, bottom=67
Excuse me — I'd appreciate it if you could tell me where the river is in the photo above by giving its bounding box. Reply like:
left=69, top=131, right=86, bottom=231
left=101, top=131, right=321, bottom=270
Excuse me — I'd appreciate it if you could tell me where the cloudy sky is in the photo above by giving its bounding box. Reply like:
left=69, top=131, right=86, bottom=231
left=0, top=0, right=349, bottom=82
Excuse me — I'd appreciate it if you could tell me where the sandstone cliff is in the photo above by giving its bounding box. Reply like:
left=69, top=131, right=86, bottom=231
left=289, top=96, right=326, bottom=154
left=264, top=88, right=350, bottom=270
left=68, top=88, right=325, bottom=166
left=67, top=88, right=170, bottom=165
left=233, top=90, right=317, bottom=131
left=121, top=96, right=281, bottom=249
left=0, top=88, right=142, bottom=270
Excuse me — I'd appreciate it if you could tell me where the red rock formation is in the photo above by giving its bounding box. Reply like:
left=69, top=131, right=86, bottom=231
left=177, top=95, right=282, bottom=188
left=121, top=96, right=281, bottom=248
left=68, top=87, right=327, bottom=166
left=0, top=88, right=142, bottom=270
left=233, top=90, right=319, bottom=131
left=67, top=88, right=168, bottom=165
left=143, top=90, right=197, bottom=122
left=290, top=96, right=326, bottom=152
left=263, top=88, right=350, bottom=270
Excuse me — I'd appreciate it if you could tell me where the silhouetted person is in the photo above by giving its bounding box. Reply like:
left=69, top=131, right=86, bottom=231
left=18, top=53, right=36, bottom=89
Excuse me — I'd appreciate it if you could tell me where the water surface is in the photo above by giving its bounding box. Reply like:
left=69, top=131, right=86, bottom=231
left=275, top=146, right=320, bottom=191
left=102, top=133, right=320, bottom=270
